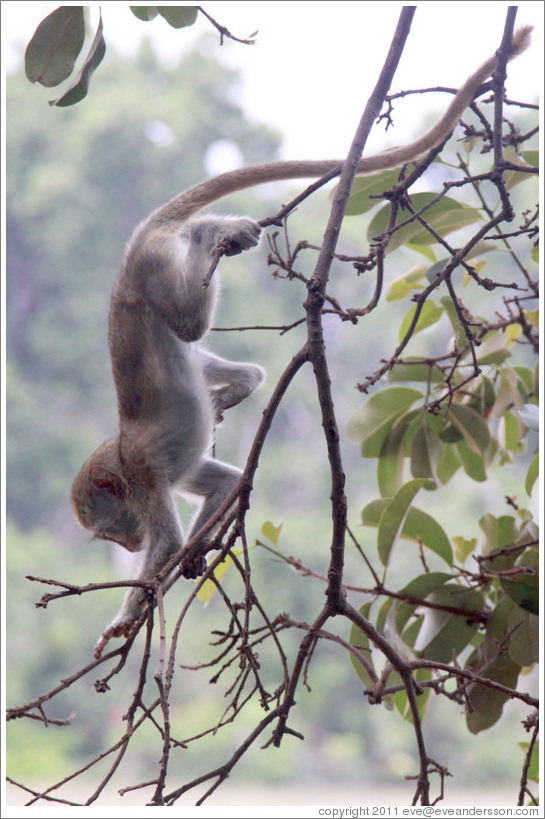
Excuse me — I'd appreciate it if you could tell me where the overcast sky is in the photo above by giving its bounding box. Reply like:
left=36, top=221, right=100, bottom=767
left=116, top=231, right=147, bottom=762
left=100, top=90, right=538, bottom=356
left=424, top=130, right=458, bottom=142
left=2, top=1, right=543, bottom=163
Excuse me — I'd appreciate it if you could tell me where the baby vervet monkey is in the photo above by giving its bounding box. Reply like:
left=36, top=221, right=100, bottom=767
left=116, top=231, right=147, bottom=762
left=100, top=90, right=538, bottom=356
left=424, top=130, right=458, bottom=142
left=71, top=27, right=531, bottom=659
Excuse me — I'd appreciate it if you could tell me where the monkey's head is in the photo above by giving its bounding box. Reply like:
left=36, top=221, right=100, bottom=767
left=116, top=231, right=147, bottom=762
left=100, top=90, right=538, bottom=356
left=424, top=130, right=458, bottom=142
left=71, top=439, right=146, bottom=552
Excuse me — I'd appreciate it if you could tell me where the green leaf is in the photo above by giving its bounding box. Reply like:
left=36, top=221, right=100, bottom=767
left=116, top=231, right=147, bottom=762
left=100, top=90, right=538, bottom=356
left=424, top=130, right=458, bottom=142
left=449, top=404, right=490, bottom=454
left=456, top=439, right=487, bottom=481
left=440, top=296, right=469, bottom=349
left=424, top=258, right=448, bottom=284
left=347, top=387, right=423, bottom=457
left=452, top=536, right=477, bottom=564
left=377, top=423, right=406, bottom=498
left=465, top=638, right=521, bottom=733
left=158, top=6, right=199, bottom=28
left=525, top=453, right=539, bottom=496
left=522, top=150, right=539, bottom=168
left=435, top=441, right=461, bottom=484
left=368, top=193, right=482, bottom=253
left=362, top=501, right=453, bottom=566
left=398, top=300, right=444, bottom=343
left=394, top=667, right=432, bottom=724
left=399, top=507, right=453, bottom=565
left=405, top=243, right=437, bottom=262
left=25, top=7, right=85, bottom=87
left=197, top=553, right=236, bottom=603
left=399, top=571, right=452, bottom=600
left=377, top=479, right=435, bottom=566
left=410, top=425, right=442, bottom=483
left=385, top=266, right=427, bottom=301
left=341, top=169, right=401, bottom=215
left=499, top=410, right=524, bottom=453
left=507, top=607, right=539, bottom=666
left=261, top=520, right=283, bottom=545
left=514, top=365, right=536, bottom=400
left=479, top=513, right=517, bottom=555
left=421, top=585, right=485, bottom=663
left=387, top=358, right=445, bottom=384
left=130, top=6, right=159, bottom=21
left=500, top=549, right=539, bottom=615
left=49, top=16, right=106, bottom=107
left=410, top=205, right=483, bottom=245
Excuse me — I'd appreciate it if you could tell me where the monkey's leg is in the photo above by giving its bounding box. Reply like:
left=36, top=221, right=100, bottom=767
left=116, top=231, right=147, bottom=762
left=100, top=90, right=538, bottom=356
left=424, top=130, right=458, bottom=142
left=201, top=349, right=265, bottom=414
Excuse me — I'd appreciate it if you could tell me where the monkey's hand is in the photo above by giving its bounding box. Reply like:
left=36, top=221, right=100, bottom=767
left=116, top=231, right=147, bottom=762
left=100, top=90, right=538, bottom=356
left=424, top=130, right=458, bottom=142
left=218, top=217, right=261, bottom=257
left=181, top=553, right=207, bottom=579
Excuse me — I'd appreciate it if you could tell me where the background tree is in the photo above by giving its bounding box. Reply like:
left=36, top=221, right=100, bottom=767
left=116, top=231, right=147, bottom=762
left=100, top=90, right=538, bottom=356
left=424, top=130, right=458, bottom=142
left=5, top=5, right=539, bottom=809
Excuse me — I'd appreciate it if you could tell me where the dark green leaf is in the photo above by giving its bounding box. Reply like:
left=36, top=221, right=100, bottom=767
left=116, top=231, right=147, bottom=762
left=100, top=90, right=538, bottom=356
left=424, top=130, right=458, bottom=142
left=130, top=6, right=159, bottom=21
left=507, top=607, right=539, bottom=665
left=501, top=548, right=539, bottom=615
left=421, top=585, right=485, bottom=663
left=465, top=636, right=521, bottom=733
left=158, top=6, right=199, bottom=28
left=25, top=7, right=85, bottom=87
left=49, top=16, right=106, bottom=107
left=347, top=387, right=423, bottom=457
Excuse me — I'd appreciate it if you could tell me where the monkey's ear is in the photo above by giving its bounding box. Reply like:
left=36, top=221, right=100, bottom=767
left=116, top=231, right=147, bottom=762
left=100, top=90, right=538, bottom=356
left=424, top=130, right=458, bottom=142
left=89, top=466, right=125, bottom=499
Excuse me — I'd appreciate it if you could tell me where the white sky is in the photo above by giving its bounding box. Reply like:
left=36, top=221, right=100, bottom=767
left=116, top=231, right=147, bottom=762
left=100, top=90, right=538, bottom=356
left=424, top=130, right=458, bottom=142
left=2, top=1, right=543, bottom=161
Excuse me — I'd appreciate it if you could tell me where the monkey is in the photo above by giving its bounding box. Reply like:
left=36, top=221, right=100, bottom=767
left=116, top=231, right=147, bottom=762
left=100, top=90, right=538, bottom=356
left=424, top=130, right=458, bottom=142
left=71, top=26, right=531, bottom=659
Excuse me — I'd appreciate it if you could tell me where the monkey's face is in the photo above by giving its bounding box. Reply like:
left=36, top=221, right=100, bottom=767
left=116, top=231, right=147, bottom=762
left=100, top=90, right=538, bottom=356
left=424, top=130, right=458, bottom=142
left=71, top=440, right=146, bottom=552
left=72, top=474, right=146, bottom=552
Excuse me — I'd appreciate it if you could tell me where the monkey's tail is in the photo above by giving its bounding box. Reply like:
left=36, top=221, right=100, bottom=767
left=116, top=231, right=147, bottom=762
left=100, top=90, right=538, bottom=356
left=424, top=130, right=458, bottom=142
left=152, top=25, right=532, bottom=225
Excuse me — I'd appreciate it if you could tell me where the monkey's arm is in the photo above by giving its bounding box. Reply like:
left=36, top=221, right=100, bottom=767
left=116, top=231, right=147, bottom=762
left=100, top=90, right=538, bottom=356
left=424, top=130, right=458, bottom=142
left=93, top=491, right=188, bottom=659
left=130, top=216, right=262, bottom=343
